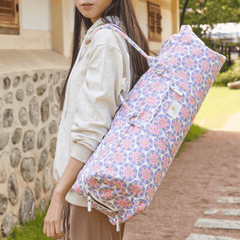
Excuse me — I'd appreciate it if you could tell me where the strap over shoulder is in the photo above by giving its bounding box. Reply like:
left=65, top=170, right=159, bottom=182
left=93, top=23, right=156, bottom=68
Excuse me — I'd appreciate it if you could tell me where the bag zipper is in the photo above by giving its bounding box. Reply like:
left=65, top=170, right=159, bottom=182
left=87, top=192, right=120, bottom=232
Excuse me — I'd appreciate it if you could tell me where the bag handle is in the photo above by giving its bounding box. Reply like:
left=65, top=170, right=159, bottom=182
left=93, top=23, right=156, bottom=67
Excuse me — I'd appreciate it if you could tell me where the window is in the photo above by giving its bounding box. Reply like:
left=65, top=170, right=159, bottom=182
left=0, top=0, right=19, bottom=35
left=147, top=1, right=162, bottom=42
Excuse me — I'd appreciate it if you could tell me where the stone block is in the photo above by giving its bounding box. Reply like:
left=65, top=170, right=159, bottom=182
left=10, top=147, right=21, bottom=168
left=8, top=173, right=18, bottom=206
left=187, top=233, right=240, bottom=240
left=22, top=130, right=35, bottom=152
left=18, top=188, right=35, bottom=223
left=21, top=157, right=36, bottom=182
left=1, top=212, right=18, bottom=236
left=194, top=218, right=240, bottom=230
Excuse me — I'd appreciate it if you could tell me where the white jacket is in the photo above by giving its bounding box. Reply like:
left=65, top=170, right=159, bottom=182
left=53, top=17, right=132, bottom=207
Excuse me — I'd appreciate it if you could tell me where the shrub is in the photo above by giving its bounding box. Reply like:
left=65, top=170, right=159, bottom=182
left=213, top=58, right=240, bottom=87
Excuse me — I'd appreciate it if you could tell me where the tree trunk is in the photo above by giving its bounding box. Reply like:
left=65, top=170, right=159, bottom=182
left=180, top=0, right=189, bottom=27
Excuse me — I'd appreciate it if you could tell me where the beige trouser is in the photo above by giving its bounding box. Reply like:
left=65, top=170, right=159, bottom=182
left=60, top=202, right=125, bottom=240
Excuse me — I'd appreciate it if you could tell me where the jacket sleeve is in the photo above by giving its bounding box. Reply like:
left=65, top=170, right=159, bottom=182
left=70, top=42, right=126, bottom=163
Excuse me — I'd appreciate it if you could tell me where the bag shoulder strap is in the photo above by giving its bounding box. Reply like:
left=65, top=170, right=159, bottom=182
left=93, top=23, right=156, bottom=67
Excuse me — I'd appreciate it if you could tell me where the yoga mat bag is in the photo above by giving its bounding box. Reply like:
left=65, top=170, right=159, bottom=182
left=72, top=24, right=226, bottom=230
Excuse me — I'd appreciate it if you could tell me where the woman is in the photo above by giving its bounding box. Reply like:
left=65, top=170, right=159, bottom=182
left=43, top=0, right=149, bottom=239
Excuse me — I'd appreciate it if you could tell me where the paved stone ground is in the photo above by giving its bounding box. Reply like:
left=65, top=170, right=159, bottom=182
left=123, top=129, right=240, bottom=240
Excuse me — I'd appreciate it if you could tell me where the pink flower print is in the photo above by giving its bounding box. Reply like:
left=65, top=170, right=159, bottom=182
left=139, top=165, right=153, bottom=184
left=146, top=185, right=155, bottom=200
left=181, top=107, right=190, bottom=119
left=132, top=152, right=143, bottom=165
left=120, top=164, right=137, bottom=181
left=139, top=137, right=151, bottom=149
left=153, top=82, right=164, bottom=92
left=155, top=139, right=167, bottom=153
left=176, top=46, right=184, bottom=55
left=147, top=151, right=159, bottom=168
left=193, top=47, right=201, bottom=56
left=113, top=119, right=123, bottom=128
left=177, top=70, right=187, bottom=80
left=219, top=55, right=226, bottom=66
left=128, top=180, right=145, bottom=197
left=117, top=198, right=128, bottom=209
left=99, top=149, right=107, bottom=158
left=112, top=152, right=125, bottom=164
left=206, top=76, right=213, bottom=89
left=149, top=124, right=159, bottom=134
left=132, top=185, right=141, bottom=195
left=87, top=178, right=99, bottom=188
left=129, top=91, right=139, bottom=101
left=191, top=111, right=197, bottom=122
left=192, top=71, right=204, bottom=86
left=168, top=56, right=180, bottom=68
left=124, top=167, right=133, bottom=177
left=138, top=110, right=149, bottom=121
left=202, top=61, right=210, bottom=71
left=129, top=126, right=141, bottom=135
left=173, top=120, right=182, bottom=134
left=106, top=133, right=116, bottom=143
left=145, top=96, right=157, bottom=106
left=138, top=80, right=146, bottom=88
left=187, top=95, right=196, bottom=106
left=113, top=181, right=124, bottom=190
left=104, top=167, right=115, bottom=176
left=135, top=203, right=145, bottom=213
left=154, top=169, right=163, bottom=184
left=172, top=145, right=179, bottom=156
left=129, top=149, right=145, bottom=166
left=198, top=89, right=205, bottom=101
left=212, top=64, right=219, bottom=77
left=103, top=189, right=113, bottom=199
left=142, top=169, right=150, bottom=180
left=121, top=137, right=133, bottom=150
left=158, top=117, right=168, bottom=129
left=173, top=92, right=182, bottom=101
left=92, top=164, right=100, bottom=173
left=182, top=34, right=191, bottom=43
left=162, top=156, right=170, bottom=169
left=206, top=49, right=217, bottom=61
left=179, top=82, right=189, bottom=91
left=183, top=55, right=197, bottom=70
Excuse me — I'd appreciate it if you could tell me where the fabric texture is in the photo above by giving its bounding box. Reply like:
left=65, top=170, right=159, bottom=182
left=53, top=17, right=132, bottom=207
left=60, top=202, right=125, bottom=240
left=72, top=24, right=226, bottom=224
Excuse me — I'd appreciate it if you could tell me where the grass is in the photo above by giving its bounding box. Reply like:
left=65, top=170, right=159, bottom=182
left=0, top=207, right=51, bottom=240
left=193, top=87, right=240, bottom=130
left=214, top=58, right=240, bottom=86
left=176, top=123, right=207, bottom=157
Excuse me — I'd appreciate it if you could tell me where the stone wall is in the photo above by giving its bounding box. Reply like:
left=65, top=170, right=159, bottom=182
left=0, top=67, right=68, bottom=236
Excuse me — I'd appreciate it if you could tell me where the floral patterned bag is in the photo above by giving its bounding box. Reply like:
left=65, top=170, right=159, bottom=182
left=72, top=24, right=226, bottom=231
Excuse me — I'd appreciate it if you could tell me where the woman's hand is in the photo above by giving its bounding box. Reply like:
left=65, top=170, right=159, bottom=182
left=43, top=156, right=85, bottom=239
left=43, top=191, right=65, bottom=239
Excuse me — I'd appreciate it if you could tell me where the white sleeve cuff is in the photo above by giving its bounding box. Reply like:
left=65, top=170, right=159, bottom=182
left=70, top=143, right=93, bottom=163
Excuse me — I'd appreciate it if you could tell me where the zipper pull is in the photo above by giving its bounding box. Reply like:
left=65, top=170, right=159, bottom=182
left=88, top=195, right=92, bottom=212
left=116, top=214, right=120, bottom=232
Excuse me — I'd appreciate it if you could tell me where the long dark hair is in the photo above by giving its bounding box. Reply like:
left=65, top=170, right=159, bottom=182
left=59, top=0, right=149, bottom=111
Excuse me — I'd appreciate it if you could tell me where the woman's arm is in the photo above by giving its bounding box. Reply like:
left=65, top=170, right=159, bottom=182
left=43, top=157, right=84, bottom=239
